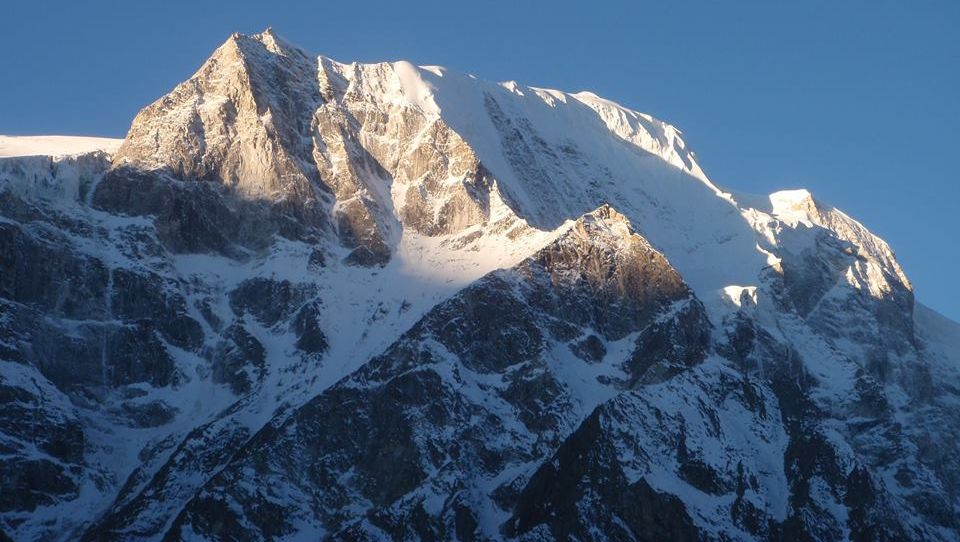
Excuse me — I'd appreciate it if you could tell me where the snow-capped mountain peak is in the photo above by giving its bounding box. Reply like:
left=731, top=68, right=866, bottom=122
left=1, top=30, right=958, bottom=542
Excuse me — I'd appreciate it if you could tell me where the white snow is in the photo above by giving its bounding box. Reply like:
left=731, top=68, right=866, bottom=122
left=391, top=60, right=440, bottom=115
left=0, top=135, right=122, bottom=157
left=768, top=189, right=819, bottom=226
left=915, top=303, right=960, bottom=378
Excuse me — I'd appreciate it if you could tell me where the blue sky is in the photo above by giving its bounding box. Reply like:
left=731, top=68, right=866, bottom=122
left=3, top=0, right=958, bottom=320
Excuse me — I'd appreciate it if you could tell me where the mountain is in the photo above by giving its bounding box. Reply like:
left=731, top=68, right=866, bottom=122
left=1, top=29, right=957, bottom=541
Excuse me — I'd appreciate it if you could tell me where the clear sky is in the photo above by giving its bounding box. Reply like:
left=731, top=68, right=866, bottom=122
left=3, top=0, right=958, bottom=320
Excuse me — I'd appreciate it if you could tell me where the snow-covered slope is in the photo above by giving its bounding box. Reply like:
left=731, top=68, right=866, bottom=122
left=0, top=29, right=957, bottom=541
left=0, top=135, right=122, bottom=158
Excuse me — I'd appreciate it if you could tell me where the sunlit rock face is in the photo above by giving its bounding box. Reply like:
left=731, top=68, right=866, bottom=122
left=1, top=29, right=959, bottom=542
left=114, top=31, right=322, bottom=202
left=114, top=29, right=502, bottom=267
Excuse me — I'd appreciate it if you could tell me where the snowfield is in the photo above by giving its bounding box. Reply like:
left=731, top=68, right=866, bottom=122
left=0, top=135, right=123, bottom=158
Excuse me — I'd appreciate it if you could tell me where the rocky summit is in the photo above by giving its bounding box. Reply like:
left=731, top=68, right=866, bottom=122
left=1, top=29, right=958, bottom=541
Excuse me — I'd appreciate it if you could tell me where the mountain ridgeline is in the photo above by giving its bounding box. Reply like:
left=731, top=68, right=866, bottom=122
left=1, top=29, right=958, bottom=541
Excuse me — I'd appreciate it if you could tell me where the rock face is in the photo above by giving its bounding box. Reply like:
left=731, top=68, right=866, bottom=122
left=1, top=29, right=959, bottom=542
left=156, top=207, right=712, bottom=541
